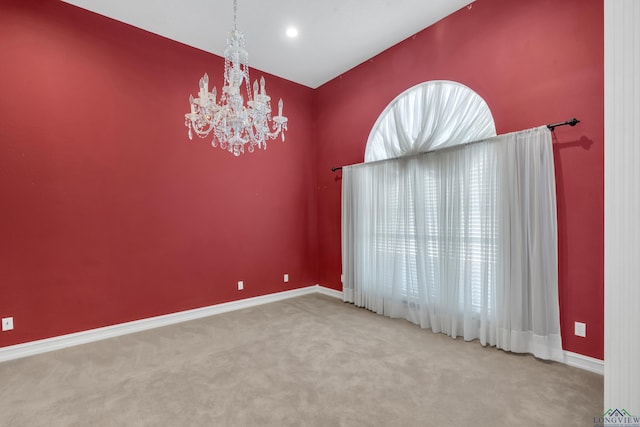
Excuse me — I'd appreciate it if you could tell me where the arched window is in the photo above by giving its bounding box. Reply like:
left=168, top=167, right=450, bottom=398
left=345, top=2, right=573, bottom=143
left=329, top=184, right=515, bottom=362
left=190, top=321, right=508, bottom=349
left=365, top=80, right=496, bottom=162
left=343, top=82, right=562, bottom=361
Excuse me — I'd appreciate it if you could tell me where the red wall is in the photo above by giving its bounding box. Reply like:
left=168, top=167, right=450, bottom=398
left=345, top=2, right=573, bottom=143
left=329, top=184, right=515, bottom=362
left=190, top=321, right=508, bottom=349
left=1, top=0, right=604, bottom=361
left=0, top=0, right=317, bottom=347
left=315, top=0, right=604, bottom=359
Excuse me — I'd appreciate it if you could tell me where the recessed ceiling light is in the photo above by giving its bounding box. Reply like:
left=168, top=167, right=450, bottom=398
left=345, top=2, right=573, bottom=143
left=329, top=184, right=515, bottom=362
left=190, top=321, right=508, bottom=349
left=286, top=27, right=299, bottom=38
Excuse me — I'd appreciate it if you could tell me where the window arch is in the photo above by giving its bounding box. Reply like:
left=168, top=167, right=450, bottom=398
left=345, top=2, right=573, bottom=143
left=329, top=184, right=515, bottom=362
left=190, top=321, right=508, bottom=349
left=365, top=80, right=496, bottom=162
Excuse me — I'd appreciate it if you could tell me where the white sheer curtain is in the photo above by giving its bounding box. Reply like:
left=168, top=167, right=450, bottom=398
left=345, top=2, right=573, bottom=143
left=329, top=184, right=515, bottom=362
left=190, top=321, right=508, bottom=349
left=342, top=126, right=563, bottom=361
left=365, top=81, right=496, bottom=162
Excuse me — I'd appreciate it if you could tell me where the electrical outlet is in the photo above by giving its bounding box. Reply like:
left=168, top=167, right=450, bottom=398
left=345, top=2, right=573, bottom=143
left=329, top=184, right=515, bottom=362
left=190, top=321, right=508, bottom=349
left=237, top=281, right=244, bottom=291
left=341, top=274, right=344, bottom=283
left=284, top=274, right=289, bottom=283
left=574, top=321, right=586, bottom=337
left=2, top=317, right=14, bottom=332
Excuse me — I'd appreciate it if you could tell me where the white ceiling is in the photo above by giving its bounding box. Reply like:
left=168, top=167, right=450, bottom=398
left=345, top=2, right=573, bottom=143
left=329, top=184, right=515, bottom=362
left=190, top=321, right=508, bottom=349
left=60, top=0, right=474, bottom=89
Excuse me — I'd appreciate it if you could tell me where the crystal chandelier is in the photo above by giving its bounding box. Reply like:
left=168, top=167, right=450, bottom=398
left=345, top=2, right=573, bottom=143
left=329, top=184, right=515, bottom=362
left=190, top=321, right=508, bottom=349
left=184, top=0, right=288, bottom=157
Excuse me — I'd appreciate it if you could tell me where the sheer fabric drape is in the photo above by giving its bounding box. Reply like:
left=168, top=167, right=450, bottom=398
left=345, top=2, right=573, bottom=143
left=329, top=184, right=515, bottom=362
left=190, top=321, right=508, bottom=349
left=342, top=126, right=563, bottom=361
left=365, top=81, right=496, bottom=162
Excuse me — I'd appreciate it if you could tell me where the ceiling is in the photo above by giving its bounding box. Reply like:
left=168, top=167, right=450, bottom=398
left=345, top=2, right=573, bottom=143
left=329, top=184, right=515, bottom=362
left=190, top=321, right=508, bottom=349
left=60, top=0, right=474, bottom=89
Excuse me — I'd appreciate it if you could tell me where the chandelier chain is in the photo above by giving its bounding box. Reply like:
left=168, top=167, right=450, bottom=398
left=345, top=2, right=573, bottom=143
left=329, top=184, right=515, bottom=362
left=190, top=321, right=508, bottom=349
left=233, top=0, right=238, bottom=30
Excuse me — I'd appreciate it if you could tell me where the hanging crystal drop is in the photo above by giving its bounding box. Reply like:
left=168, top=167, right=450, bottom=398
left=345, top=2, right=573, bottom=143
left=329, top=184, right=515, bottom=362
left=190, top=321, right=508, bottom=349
left=188, top=127, right=193, bottom=140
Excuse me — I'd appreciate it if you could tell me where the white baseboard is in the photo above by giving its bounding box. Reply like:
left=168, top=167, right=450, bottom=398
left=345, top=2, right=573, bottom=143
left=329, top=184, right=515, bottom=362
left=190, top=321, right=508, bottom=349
left=564, top=351, right=604, bottom=375
left=0, top=285, right=335, bottom=363
left=0, top=284, right=602, bottom=376
left=314, top=284, right=343, bottom=299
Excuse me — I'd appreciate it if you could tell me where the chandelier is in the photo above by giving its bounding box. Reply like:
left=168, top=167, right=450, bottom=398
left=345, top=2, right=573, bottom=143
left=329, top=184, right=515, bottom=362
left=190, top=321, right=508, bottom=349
left=184, top=0, right=288, bottom=157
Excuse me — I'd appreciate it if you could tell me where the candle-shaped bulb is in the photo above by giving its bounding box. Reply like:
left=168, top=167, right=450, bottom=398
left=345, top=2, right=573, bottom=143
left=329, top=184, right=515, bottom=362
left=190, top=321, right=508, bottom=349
left=201, top=73, right=209, bottom=93
left=278, top=98, right=283, bottom=116
left=253, top=80, right=259, bottom=98
left=260, top=76, right=266, bottom=95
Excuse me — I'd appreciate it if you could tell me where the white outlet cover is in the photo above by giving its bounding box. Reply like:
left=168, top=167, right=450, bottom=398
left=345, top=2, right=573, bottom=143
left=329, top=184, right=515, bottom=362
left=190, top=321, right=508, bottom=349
left=2, top=317, right=14, bottom=331
left=574, top=321, right=586, bottom=337
left=238, top=281, right=244, bottom=290
left=284, top=274, right=289, bottom=283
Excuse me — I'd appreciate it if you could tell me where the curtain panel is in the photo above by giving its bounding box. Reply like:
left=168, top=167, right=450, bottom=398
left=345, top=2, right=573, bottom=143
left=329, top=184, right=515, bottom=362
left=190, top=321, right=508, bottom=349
left=342, top=126, right=563, bottom=361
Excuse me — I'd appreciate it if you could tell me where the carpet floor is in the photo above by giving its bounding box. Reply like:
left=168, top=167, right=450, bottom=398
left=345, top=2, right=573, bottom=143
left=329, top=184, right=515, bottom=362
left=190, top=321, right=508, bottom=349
left=0, top=293, right=603, bottom=426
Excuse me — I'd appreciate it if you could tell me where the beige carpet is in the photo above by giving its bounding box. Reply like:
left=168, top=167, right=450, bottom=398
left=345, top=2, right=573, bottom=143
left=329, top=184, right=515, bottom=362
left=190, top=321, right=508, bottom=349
left=0, top=293, right=603, bottom=426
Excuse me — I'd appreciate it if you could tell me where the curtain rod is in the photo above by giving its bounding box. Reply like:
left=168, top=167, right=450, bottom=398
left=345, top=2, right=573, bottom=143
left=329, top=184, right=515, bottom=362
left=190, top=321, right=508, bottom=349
left=331, top=118, right=581, bottom=172
left=546, top=117, right=580, bottom=131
